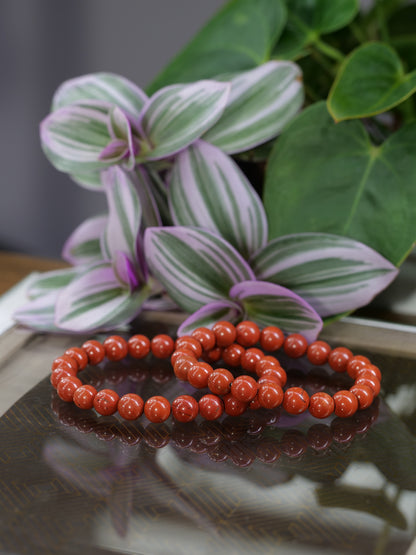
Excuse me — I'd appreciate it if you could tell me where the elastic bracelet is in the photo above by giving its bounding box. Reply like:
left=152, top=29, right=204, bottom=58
left=50, top=321, right=381, bottom=423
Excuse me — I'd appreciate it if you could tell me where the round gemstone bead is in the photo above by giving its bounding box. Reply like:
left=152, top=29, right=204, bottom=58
left=128, top=334, right=150, bottom=359
left=307, top=341, right=331, bottom=366
left=52, top=354, right=78, bottom=373
left=82, top=340, right=105, bottom=365
left=103, top=335, right=128, bottom=361
left=151, top=334, right=175, bottom=359
left=222, top=393, right=248, bottom=416
left=144, top=396, right=171, bottom=423
left=64, top=347, right=88, bottom=370
left=260, top=367, right=287, bottom=387
left=212, top=321, right=236, bottom=347
left=57, top=376, right=82, bottom=402
left=328, top=347, right=353, bottom=373
left=240, top=348, right=264, bottom=372
left=171, top=395, right=199, bottom=423
left=203, top=347, right=223, bottom=362
left=333, top=390, right=358, bottom=417
left=346, top=355, right=371, bottom=379
left=93, top=389, right=120, bottom=416
left=208, top=368, right=234, bottom=395
left=198, top=394, right=224, bottom=420
left=73, top=385, right=97, bottom=410
left=236, top=320, right=260, bottom=347
left=309, top=392, right=335, bottom=419
left=350, top=384, right=374, bottom=409
left=283, top=387, right=309, bottom=414
left=355, top=374, right=380, bottom=396
left=191, top=327, right=216, bottom=351
left=173, top=353, right=196, bottom=381
left=231, top=375, right=258, bottom=402
left=175, top=336, right=203, bottom=358
left=51, top=367, right=77, bottom=388
left=255, top=355, right=280, bottom=376
left=118, top=393, right=144, bottom=420
left=284, top=334, right=308, bottom=358
left=222, top=343, right=245, bottom=367
left=357, top=364, right=381, bottom=381
left=258, top=383, right=284, bottom=409
left=187, top=362, right=213, bottom=389
left=260, top=326, right=284, bottom=351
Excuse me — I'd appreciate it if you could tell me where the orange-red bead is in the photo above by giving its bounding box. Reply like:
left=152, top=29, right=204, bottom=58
left=255, top=355, right=280, bottom=376
left=328, top=347, right=353, bottom=373
left=188, top=362, right=213, bottom=389
left=171, top=395, right=199, bottom=422
left=118, top=393, right=144, bottom=420
left=283, top=387, right=309, bottom=414
left=223, top=394, right=247, bottom=416
left=52, top=354, right=78, bottom=373
left=236, top=320, right=260, bottom=347
left=175, top=336, right=203, bottom=358
left=258, top=383, right=284, bottom=409
left=307, top=341, right=331, bottom=366
left=64, top=347, right=88, bottom=370
left=333, top=390, right=358, bottom=417
left=128, top=334, right=150, bottom=358
left=144, top=396, right=171, bottom=423
left=151, top=334, right=175, bottom=358
left=357, top=364, right=381, bottom=381
left=260, top=367, right=287, bottom=387
left=103, top=335, right=128, bottom=361
left=350, top=384, right=374, bottom=409
left=346, top=355, right=371, bottom=379
left=231, top=375, right=258, bottom=402
left=191, top=327, right=216, bottom=351
left=260, top=326, right=284, bottom=351
left=82, top=340, right=105, bottom=365
left=284, top=334, right=308, bottom=358
left=222, top=343, right=245, bottom=367
left=198, top=395, right=224, bottom=420
left=212, top=321, right=236, bottom=347
left=93, top=389, right=120, bottom=416
left=51, top=367, right=77, bottom=388
left=208, top=368, right=234, bottom=395
left=173, top=353, right=196, bottom=381
left=309, top=392, right=334, bottom=419
left=355, top=374, right=380, bottom=396
left=240, top=347, right=264, bottom=372
left=73, top=384, right=97, bottom=410
left=203, top=346, right=223, bottom=362
left=57, top=376, right=82, bottom=402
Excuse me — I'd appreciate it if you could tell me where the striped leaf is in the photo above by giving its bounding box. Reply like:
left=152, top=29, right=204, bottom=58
left=69, top=168, right=104, bottom=190
left=140, top=81, right=230, bottom=160
left=51, top=72, right=148, bottom=122
left=169, top=140, right=267, bottom=258
left=14, top=290, right=62, bottom=332
left=178, top=300, right=243, bottom=336
left=144, top=226, right=255, bottom=312
left=55, top=262, right=149, bottom=332
left=27, top=268, right=80, bottom=300
left=203, top=61, right=304, bottom=154
left=134, top=168, right=161, bottom=228
left=230, top=280, right=323, bottom=342
left=251, top=233, right=399, bottom=317
left=62, top=215, right=107, bottom=265
left=101, top=167, right=142, bottom=268
left=40, top=103, right=112, bottom=176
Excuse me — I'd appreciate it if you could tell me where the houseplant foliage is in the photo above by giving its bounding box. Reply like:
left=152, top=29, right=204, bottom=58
left=16, top=0, right=416, bottom=338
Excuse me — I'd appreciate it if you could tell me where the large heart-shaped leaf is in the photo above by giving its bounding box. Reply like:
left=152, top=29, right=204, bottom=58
left=230, top=281, right=323, bottom=342
left=55, top=263, right=149, bottom=332
left=139, top=81, right=230, bottom=160
left=203, top=61, right=304, bottom=153
left=148, top=0, right=287, bottom=93
left=263, top=102, right=416, bottom=266
left=251, top=233, right=398, bottom=317
left=273, top=0, right=358, bottom=60
left=144, top=226, right=255, bottom=312
left=51, top=72, right=148, bottom=122
left=62, top=215, right=107, bottom=265
left=169, top=140, right=267, bottom=258
left=328, top=43, right=416, bottom=121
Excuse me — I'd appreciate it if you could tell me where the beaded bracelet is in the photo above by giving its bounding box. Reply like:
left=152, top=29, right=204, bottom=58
left=50, top=320, right=381, bottom=423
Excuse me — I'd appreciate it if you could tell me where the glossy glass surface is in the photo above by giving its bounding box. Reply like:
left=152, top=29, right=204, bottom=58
left=0, top=318, right=416, bottom=555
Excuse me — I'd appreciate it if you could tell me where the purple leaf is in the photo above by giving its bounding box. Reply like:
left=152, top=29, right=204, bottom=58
left=98, top=139, right=128, bottom=162
left=144, top=226, right=255, bottom=313
left=178, top=300, right=243, bottom=336
left=169, top=140, right=267, bottom=258
left=62, top=215, right=107, bottom=265
left=252, top=233, right=399, bottom=316
left=230, top=280, right=323, bottom=342
left=113, top=251, right=140, bottom=290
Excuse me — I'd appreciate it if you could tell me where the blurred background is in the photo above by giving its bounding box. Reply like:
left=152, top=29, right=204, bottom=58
left=0, top=0, right=225, bottom=258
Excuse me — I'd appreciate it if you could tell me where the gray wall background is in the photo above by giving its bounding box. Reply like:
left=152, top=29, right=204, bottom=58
left=0, top=0, right=225, bottom=257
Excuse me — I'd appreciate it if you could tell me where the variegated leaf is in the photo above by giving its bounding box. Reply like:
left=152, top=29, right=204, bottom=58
left=14, top=290, right=62, bottom=332
left=203, top=61, right=304, bottom=153
left=230, top=280, right=323, bottom=342
left=51, top=72, right=148, bottom=122
left=62, top=215, right=107, bottom=265
left=27, top=268, right=80, bottom=299
left=101, top=167, right=142, bottom=267
left=144, top=226, right=255, bottom=312
left=139, top=81, right=230, bottom=160
left=251, top=233, right=399, bottom=317
left=178, top=300, right=243, bottom=336
left=169, top=140, right=267, bottom=258
left=134, top=168, right=161, bottom=228
left=107, top=107, right=136, bottom=170
left=40, top=103, right=112, bottom=175
left=55, top=262, right=149, bottom=332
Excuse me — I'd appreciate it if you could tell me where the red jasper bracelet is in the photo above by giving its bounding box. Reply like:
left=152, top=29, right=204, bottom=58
left=50, top=320, right=381, bottom=423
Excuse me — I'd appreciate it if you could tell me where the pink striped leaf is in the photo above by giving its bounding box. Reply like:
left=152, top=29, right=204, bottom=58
left=62, top=215, right=107, bottom=265
left=178, top=300, right=243, bottom=336
left=14, top=290, right=63, bottom=332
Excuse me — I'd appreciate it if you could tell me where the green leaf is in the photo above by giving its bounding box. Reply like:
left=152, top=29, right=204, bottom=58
left=147, top=0, right=287, bottom=93
left=263, top=102, right=416, bottom=266
left=273, top=0, right=358, bottom=60
left=328, top=43, right=416, bottom=121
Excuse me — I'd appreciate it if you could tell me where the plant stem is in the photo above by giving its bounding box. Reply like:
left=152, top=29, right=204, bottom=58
left=310, top=47, right=336, bottom=77
left=313, top=37, right=345, bottom=63
left=376, top=0, right=390, bottom=43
